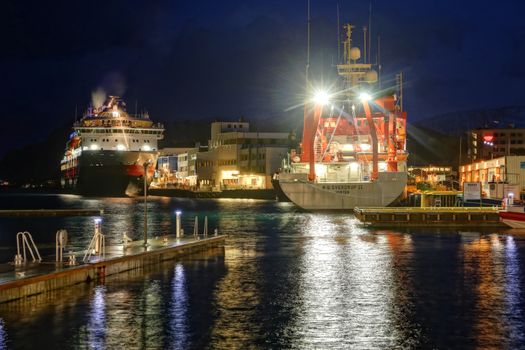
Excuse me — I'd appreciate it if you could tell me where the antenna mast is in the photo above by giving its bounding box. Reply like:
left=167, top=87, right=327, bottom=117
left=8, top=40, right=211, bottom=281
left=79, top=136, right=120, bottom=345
left=337, top=2, right=341, bottom=63
left=377, top=35, right=381, bottom=89
left=363, top=27, right=368, bottom=64
left=306, top=0, right=311, bottom=86
left=368, top=1, right=372, bottom=64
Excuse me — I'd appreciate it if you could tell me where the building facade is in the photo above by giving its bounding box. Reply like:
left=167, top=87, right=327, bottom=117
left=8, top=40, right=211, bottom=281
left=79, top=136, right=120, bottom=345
left=196, top=121, right=290, bottom=190
left=459, top=155, right=525, bottom=199
left=468, top=128, right=525, bottom=161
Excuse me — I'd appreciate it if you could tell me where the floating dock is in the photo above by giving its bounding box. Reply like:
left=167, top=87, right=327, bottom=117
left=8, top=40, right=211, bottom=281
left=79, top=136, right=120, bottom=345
left=0, top=209, right=104, bottom=217
left=354, top=207, right=506, bottom=227
left=0, top=235, right=225, bottom=303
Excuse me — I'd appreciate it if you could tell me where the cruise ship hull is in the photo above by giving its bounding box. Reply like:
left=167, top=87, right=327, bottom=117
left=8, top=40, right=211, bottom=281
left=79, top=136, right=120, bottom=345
left=61, top=150, right=158, bottom=196
left=279, top=172, right=407, bottom=210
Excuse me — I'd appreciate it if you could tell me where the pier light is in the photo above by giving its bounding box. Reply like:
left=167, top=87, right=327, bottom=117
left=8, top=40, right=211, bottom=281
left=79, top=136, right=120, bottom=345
left=175, top=210, right=182, bottom=238
left=312, top=90, right=330, bottom=106
left=359, top=92, right=372, bottom=102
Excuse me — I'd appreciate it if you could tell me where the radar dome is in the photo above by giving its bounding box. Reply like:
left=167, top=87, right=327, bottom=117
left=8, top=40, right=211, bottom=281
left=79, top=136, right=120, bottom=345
left=349, top=47, right=361, bottom=61
left=364, top=70, right=378, bottom=83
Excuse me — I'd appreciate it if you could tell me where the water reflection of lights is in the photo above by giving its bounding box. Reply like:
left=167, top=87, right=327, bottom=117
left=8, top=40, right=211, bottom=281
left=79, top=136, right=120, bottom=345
left=170, top=263, right=189, bottom=349
left=88, top=285, right=107, bottom=350
left=462, top=235, right=505, bottom=347
left=293, top=215, right=412, bottom=348
left=504, top=236, right=525, bottom=345
left=211, top=244, right=261, bottom=347
left=141, top=280, right=163, bottom=349
left=0, top=319, right=7, bottom=349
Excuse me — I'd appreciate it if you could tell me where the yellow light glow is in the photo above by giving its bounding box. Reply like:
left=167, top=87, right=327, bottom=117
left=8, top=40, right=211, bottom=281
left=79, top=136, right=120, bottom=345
left=360, top=143, right=371, bottom=151
left=221, top=170, right=239, bottom=178
left=342, top=144, right=354, bottom=151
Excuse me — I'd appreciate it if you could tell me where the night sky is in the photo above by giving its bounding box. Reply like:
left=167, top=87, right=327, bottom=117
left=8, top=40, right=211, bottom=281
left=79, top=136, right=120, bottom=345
left=1, top=0, right=524, bottom=156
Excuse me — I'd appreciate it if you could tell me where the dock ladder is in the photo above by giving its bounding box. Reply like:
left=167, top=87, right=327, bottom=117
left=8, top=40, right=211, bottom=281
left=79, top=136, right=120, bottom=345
left=14, top=231, right=42, bottom=265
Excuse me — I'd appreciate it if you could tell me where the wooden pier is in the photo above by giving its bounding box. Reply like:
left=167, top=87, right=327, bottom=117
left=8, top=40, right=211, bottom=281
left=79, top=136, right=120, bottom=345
left=0, top=235, right=225, bottom=303
left=354, top=207, right=505, bottom=228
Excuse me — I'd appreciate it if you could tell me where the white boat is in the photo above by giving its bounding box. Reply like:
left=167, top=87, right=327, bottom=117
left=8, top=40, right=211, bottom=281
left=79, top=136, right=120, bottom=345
left=499, top=205, right=525, bottom=228
left=276, top=22, right=408, bottom=210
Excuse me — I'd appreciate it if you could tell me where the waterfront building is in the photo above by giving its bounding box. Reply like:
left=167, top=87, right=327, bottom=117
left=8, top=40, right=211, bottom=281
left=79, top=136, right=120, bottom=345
left=408, top=165, right=456, bottom=190
left=196, top=121, right=291, bottom=190
left=459, top=155, right=525, bottom=200
left=177, top=147, right=201, bottom=188
left=155, top=147, right=192, bottom=188
left=468, top=127, right=525, bottom=161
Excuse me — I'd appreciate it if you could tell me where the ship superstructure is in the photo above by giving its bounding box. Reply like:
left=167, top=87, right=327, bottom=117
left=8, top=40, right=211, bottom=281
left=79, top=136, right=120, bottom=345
left=276, top=23, right=408, bottom=210
left=60, top=96, right=164, bottom=196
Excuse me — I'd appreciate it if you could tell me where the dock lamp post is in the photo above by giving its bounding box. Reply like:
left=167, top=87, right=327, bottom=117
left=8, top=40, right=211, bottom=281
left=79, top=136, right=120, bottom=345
left=175, top=210, right=182, bottom=238
left=143, top=159, right=153, bottom=247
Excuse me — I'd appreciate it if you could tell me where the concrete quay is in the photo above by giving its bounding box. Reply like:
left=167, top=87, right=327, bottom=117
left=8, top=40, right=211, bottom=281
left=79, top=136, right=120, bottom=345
left=0, top=235, right=225, bottom=303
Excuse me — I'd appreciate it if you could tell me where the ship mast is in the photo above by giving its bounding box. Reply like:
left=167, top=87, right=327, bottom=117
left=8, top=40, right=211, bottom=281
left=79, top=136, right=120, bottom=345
left=336, top=23, right=380, bottom=179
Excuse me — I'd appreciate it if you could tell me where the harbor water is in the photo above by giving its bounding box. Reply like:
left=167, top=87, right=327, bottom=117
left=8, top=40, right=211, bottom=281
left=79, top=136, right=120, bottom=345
left=0, top=193, right=525, bottom=349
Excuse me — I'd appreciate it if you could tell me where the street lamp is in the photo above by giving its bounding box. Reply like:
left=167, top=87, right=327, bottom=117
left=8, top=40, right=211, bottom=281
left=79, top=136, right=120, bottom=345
left=143, top=159, right=152, bottom=247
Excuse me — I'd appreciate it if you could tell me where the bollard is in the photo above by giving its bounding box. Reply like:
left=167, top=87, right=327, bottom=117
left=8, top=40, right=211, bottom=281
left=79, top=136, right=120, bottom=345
left=68, top=251, right=76, bottom=266
left=14, top=254, right=23, bottom=266
left=123, top=232, right=132, bottom=248
left=214, top=228, right=218, bottom=236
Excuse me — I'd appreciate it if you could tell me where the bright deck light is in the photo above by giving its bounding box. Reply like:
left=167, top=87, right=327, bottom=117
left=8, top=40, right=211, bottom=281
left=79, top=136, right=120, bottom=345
left=312, top=90, right=330, bottom=106
left=90, top=144, right=99, bottom=150
left=359, top=92, right=372, bottom=102
left=142, top=144, right=151, bottom=151
left=117, top=144, right=126, bottom=151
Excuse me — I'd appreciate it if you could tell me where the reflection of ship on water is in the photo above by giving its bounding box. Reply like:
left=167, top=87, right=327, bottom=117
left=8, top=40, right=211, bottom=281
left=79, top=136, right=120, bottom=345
left=60, top=96, right=164, bottom=196
left=275, top=22, right=408, bottom=210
